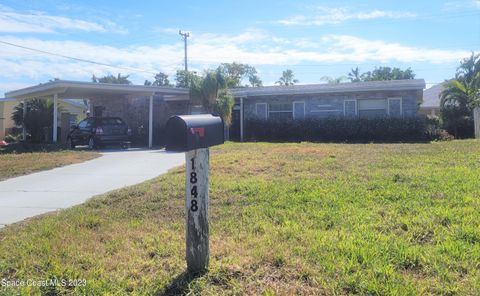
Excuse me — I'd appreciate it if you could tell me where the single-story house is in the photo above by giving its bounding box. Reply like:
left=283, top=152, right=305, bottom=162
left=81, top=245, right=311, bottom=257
left=0, top=97, right=87, bottom=140
left=420, top=84, right=443, bottom=116
left=6, top=78, right=426, bottom=145
left=0, top=98, right=17, bottom=139
left=5, top=80, right=190, bottom=147
left=230, top=79, right=426, bottom=141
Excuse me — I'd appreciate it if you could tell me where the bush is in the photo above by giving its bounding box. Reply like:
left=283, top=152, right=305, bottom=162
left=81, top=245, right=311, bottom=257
left=3, top=134, right=17, bottom=143
left=440, top=106, right=474, bottom=139
left=245, top=117, right=451, bottom=143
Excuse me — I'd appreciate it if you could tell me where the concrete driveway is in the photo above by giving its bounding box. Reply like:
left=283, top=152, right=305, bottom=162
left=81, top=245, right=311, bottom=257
left=0, top=149, right=184, bottom=228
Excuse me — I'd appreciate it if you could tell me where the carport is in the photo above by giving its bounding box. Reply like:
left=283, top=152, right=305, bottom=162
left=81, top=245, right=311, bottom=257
left=5, top=80, right=190, bottom=148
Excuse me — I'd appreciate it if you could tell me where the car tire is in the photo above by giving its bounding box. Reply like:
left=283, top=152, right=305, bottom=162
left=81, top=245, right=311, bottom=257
left=66, top=137, right=75, bottom=149
left=88, top=137, right=96, bottom=150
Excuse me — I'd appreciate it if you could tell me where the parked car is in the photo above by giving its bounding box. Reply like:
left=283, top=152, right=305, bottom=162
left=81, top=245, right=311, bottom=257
left=67, top=117, right=131, bottom=149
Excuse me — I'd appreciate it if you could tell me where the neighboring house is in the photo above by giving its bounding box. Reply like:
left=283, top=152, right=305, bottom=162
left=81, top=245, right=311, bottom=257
left=61, top=99, right=88, bottom=125
left=0, top=98, right=17, bottom=139
left=420, top=84, right=443, bottom=116
left=230, top=79, right=425, bottom=141
left=0, top=97, right=88, bottom=140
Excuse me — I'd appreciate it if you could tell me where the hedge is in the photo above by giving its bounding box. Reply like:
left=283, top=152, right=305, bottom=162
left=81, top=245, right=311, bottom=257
left=245, top=117, right=451, bottom=143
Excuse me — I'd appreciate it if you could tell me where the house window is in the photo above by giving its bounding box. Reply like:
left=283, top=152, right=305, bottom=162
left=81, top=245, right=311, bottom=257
left=344, top=100, right=357, bottom=117
left=358, top=99, right=387, bottom=117
left=388, top=97, right=402, bottom=117
left=255, top=103, right=268, bottom=120
left=269, top=103, right=293, bottom=120
left=293, top=101, right=305, bottom=120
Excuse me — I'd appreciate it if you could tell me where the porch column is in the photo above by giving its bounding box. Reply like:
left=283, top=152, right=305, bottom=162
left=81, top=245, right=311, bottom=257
left=22, top=99, right=27, bottom=141
left=240, top=97, right=244, bottom=142
left=53, top=93, right=58, bottom=143
left=148, top=94, right=153, bottom=148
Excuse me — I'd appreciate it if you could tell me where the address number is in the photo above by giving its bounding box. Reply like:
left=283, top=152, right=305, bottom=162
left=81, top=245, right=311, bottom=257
left=190, top=158, right=198, bottom=212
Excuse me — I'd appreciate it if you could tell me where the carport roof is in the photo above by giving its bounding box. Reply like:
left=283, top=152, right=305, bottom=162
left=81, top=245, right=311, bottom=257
left=5, top=80, right=190, bottom=100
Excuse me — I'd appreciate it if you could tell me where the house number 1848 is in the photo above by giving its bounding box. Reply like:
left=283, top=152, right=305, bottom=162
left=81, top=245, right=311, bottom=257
left=190, top=158, right=198, bottom=212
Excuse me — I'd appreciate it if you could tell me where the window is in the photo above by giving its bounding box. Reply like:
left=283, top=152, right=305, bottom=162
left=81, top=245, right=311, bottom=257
left=358, top=99, right=387, bottom=117
left=269, top=103, right=293, bottom=120
left=255, top=103, right=267, bottom=120
left=293, top=101, right=305, bottom=120
left=344, top=100, right=357, bottom=117
left=388, top=97, right=402, bottom=117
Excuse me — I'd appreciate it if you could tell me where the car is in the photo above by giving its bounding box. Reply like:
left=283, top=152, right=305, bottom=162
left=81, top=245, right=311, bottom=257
left=67, top=117, right=131, bottom=149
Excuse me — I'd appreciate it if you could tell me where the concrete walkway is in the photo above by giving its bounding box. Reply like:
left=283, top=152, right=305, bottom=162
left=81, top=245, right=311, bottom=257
left=0, top=149, right=184, bottom=228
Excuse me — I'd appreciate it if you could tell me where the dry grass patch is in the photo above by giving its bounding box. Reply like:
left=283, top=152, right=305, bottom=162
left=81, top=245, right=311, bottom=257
left=0, top=151, right=99, bottom=180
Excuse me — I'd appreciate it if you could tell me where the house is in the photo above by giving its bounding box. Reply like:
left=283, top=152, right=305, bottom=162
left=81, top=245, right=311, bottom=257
left=230, top=79, right=426, bottom=141
left=0, top=98, right=16, bottom=139
left=0, top=97, right=88, bottom=140
left=420, top=84, right=443, bottom=116
left=5, top=80, right=190, bottom=147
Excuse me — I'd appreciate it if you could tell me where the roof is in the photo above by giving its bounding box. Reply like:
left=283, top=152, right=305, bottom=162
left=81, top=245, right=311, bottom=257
left=5, top=80, right=189, bottom=101
left=0, top=98, right=16, bottom=102
left=231, top=79, right=426, bottom=97
left=422, top=84, right=443, bottom=108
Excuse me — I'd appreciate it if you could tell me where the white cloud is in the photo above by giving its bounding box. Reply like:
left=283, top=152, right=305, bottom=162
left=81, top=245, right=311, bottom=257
left=443, top=0, right=480, bottom=10
left=0, top=32, right=474, bottom=94
left=0, top=5, right=126, bottom=33
left=278, top=7, right=416, bottom=26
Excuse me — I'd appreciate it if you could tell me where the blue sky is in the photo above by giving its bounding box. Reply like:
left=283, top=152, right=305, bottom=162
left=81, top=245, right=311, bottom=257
left=0, top=0, right=479, bottom=96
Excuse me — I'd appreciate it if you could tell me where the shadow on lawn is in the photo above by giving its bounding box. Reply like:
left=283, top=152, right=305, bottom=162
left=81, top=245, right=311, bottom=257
left=155, top=270, right=206, bottom=296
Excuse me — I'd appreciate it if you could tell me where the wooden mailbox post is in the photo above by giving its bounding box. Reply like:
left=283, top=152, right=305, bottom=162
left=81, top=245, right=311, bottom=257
left=165, top=114, right=224, bottom=273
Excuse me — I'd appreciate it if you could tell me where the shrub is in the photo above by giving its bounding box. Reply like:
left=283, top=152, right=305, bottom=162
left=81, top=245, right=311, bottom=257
left=245, top=117, right=451, bottom=143
left=3, top=134, right=17, bottom=143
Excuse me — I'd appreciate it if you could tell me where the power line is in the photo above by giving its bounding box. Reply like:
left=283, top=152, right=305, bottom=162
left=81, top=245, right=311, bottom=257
left=0, top=40, right=159, bottom=75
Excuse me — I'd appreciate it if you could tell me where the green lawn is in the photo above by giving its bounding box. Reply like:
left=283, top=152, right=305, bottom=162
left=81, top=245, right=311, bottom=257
left=0, top=141, right=479, bottom=295
left=0, top=151, right=99, bottom=181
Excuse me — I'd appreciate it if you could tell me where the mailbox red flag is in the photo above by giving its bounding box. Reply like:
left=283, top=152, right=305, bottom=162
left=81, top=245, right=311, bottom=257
left=190, top=127, right=205, bottom=138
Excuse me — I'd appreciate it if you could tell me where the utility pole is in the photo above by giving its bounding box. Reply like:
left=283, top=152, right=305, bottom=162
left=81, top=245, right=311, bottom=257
left=179, top=30, right=190, bottom=72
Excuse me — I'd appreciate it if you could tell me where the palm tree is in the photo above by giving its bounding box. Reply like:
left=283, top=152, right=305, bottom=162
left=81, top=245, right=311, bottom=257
left=440, top=52, right=480, bottom=137
left=276, top=69, right=299, bottom=86
left=12, top=98, right=59, bottom=142
left=190, top=69, right=234, bottom=139
left=348, top=67, right=361, bottom=82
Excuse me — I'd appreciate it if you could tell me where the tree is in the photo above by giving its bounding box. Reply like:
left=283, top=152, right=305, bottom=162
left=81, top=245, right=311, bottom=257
left=320, top=76, right=348, bottom=84
left=217, top=62, right=262, bottom=88
left=440, top=52, right=480, bottom=138
left=175, top=70, right=201, bottom=88
left=189, top=69, right=235, bottom=139
left=189, top=69, right=226, bottom=112
left=360, top=67, right=415, bottom=81
left=92, top=73, right=132, bottom=84
left=145, top=72, right=172, bottom=86
left=276, top=69, right=298, bottom=86
left=248, top=73, right=263, bottom=87
left=214, top=90, right=235, bottom=126
left=348, top=67, right=361, bottom=82
left=12, top=98, right=60, bottom=143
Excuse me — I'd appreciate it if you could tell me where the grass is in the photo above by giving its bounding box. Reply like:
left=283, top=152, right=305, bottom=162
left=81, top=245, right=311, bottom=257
left=0, top=150, right=99, bottom=181
left=0, top=141, right=479, bottom=295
